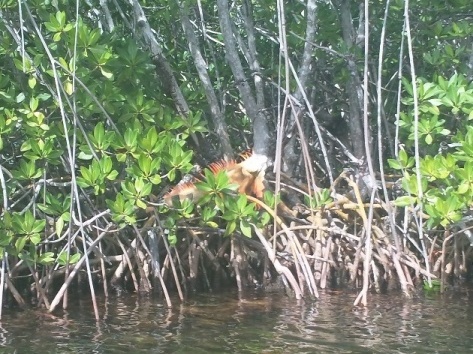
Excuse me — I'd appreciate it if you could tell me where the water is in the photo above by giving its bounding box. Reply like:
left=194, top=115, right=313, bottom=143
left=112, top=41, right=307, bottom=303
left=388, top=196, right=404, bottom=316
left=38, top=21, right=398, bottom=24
left=1, top=288, right=473, bottom=353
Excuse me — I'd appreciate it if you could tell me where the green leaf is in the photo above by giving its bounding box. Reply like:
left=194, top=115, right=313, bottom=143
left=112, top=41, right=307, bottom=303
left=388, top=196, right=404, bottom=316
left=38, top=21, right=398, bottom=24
left=240, top=220, right=252, bottom=237
left=56, top=11, right=66, bottom=26
left=388, top=159, right=402, bottom=170
left=394, top=195, right=417, bottom=207
left=70, top=253, right=81, bottom=264
left=107, top=170, right=119, bottom=181
left=100, top=67, right=114, bottom=79
left=136, top=199, right=147, bottom=209
left=94, top=122, right=105, bottom=145
left=30, top=234, right=41, bottom=245
left=259, top=212, right=271, bottom=226
left=29, top=97, right=39, bottom=111
left=225, top=221, right=237, bottom=237
left=236, top=194, right=248, bottom=210
left=167, top=233, right=177, bottom=246
left=423, top=279, right=441, bottom=291
left=28, top=76, right=37, bottom=89
left=205, top=221, right=219, bottom=228
left=38, top=252, right=55, bottom=265
left=150, top=175, right=162, bottom=185
left=425, top=134, right=433, bottom=145
left=31, top=219, right=46, bottom=234
left=57, top=251, right=81, bottom=266
left=15, top=236, right=27, bottom=253
left=56, top=217, right=65, bottom=237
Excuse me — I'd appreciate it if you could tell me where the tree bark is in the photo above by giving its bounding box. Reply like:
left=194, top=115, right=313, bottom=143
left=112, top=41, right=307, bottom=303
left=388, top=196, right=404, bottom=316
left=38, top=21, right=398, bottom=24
left=241, top=0, right=265, bottom=109
left=337, top=0, right=365, bottom=159
left=216, top=0, right=270, bottom=157
left=99, top=0, right=115, bottom=32
left=179, top=3, right=234, bottom=158
left=283, top=0, right=319, bottom=176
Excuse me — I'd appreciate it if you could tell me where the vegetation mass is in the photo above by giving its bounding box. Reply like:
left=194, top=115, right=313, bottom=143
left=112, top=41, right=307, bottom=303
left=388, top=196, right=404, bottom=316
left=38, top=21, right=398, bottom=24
left=0, top=0, right=472, bottom=316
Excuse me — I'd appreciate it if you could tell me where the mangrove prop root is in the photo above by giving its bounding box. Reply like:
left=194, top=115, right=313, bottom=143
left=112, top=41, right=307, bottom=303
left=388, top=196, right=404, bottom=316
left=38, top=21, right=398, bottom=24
left=161, top=233, right=184, bottom=301
left=247, top=195, right=318, bottom=298
left=49, top=229, right=109, bottom=313
left=116, top=238, right=139, bottom=292
left=252, top=226, right=303, bottom=299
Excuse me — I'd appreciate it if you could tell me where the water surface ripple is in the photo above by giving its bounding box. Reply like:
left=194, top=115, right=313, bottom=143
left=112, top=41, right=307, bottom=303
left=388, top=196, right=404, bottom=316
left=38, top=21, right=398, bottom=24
left=1, top=289, right=473, bottom=353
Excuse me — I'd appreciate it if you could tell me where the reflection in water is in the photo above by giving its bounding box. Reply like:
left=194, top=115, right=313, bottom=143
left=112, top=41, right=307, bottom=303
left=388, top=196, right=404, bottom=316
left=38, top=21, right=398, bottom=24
left=0, top=289, right=473, bottom=353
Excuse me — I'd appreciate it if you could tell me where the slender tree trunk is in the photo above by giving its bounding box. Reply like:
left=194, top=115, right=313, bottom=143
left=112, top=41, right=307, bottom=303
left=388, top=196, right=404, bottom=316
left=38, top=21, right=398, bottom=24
left=283, top=0, right=319, bottom=176
left=337, top=0, right=365, bottom=159
left=241, top=0, right=265, bottom=109
left=216, top=0, right=270, bottom=157
left=179, top=3, right=233, bottom=158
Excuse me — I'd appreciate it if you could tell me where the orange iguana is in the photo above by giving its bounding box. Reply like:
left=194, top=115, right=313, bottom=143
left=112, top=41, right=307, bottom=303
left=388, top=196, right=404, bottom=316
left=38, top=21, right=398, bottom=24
left=163, top=152, right=268, bottom=206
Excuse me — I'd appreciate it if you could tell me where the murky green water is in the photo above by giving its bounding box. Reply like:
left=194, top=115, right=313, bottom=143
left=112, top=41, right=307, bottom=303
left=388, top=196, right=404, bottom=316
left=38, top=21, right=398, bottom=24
left=1, top=288, right=473, bottom=353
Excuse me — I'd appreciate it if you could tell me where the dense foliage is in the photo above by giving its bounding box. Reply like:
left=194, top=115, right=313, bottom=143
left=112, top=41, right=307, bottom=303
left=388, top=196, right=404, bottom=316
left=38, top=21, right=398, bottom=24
left=0, top=0, right=472, bottom=313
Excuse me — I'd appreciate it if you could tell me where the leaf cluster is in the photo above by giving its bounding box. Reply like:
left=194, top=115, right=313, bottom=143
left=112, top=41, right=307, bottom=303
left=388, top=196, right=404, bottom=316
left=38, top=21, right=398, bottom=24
left=0, top=6, right=207, bottom=268
left=390, top=74, right=473, bottom=229
left=166, top=170, right=274, bottom=240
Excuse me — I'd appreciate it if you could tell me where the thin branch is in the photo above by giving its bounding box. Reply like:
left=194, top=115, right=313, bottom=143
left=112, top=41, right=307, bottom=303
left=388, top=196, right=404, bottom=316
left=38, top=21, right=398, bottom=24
left=375, top=0, right=409, bottom=295
left=404, top=0, right=431, bottom=285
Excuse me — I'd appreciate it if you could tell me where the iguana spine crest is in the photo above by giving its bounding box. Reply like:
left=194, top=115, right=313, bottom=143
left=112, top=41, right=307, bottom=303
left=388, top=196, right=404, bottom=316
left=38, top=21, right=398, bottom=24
left=164, top=152, right=266, bottom=206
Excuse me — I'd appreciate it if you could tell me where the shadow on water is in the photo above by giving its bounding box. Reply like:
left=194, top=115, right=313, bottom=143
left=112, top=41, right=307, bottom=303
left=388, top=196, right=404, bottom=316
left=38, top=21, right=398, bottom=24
left=1, top=288, right=473, bottom=353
